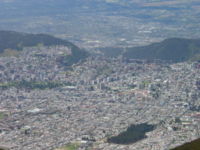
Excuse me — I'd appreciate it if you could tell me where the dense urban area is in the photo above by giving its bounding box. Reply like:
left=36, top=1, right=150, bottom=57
left=0, top=45, right=199, bottom=150
left=0, top=1, right=200, bottom=149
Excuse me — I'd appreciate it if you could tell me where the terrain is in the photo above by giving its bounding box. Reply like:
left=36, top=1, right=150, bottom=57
left=0, top=30, right=199, bottom=149
left=171, top=138, right=200, bottom=150
left=0, top=0, right=200, bottom=149
left=0, top=39, right=200, bottom=149
left=0, top=0, right=200, bottom=48
left=123, top=38, right=200, bottom=62
left=0, top=31, right=77, bottom=53
left=0, top=31, right=88, bottom=65
left=99, top=38, right=200, bottom=63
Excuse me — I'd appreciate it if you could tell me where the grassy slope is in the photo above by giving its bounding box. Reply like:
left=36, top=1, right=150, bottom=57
left=0, top=31, right=74, bottom=51
left=0, top=30, right=88, bottom=65
left=171, top=138, right=200, bottom=150
left=55, top=143, right=80, bottom=150
left=123, top=38, right=200, bottom=62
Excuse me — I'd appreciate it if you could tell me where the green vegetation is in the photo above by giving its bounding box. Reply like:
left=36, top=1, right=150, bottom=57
left=190, top=54, right=200, bottom=61
left=56, top=143, right=80, bottom=150
left=0, top=49, right=21, bottom=57
left=0, top=31, right=88, bottom=65
left=142, top=81, right=151, bottom=87
left=0, top=147, right=10, bottom=150
left=0, top=31, right=72, bottom=52
left=107, top=123, right=155, bottom=145
left=0, top=80, right=72, bottom=90
left=0, top=112, right=5, bottom=120
left=96, top=65, right=113, bottom=76
left=123, top=38, right=200, bottom=63
left=171, top=138, right=200, bottom=150
left=62, top=144, right=79, bottom=150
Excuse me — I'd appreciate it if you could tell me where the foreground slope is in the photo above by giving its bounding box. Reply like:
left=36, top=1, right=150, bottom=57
left=0, top=30, right=88, bottom=65
left=171, top=138, right=200, bottom=150
left=123, top=38, right=200, bottom=62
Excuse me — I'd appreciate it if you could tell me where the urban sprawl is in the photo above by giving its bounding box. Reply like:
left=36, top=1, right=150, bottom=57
left=0, top=46, right=200, bottom=150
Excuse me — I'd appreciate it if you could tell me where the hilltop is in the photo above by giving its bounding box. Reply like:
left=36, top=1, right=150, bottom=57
left=123, top=38, right=200, bottom=62
left=0, top=31, right=88, bottom=65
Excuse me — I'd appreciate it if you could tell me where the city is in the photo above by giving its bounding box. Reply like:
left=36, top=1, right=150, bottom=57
left=0, top=45, right=199, bottom=150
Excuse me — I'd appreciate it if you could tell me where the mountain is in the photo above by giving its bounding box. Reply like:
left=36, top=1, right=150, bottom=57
left=171, top=138, right=200, bottom=150
left=123, top=38, right=200, bottom=62
left=0, top=30, right=88, bottom=65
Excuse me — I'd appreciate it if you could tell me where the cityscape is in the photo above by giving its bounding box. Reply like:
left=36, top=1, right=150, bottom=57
left=0, top=45, right=199, bottom=149
left=0, top=0, right=200, bottom=150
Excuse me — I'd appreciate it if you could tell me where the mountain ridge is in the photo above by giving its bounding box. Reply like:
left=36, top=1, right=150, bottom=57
left=0, top=30, right=88, bottom=65
left=122, top=38, right=200, bottom=62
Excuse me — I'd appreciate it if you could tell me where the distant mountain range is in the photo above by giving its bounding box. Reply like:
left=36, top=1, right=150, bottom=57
left=171, top=138, right=200, bottom=150
left=0, top=0, right=199, bottom=47
left=123, top=38, right=200, bottom=62
left=0, top=30, right=88, bottom=65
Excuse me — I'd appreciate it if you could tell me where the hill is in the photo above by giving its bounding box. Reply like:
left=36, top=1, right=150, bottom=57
left=123, top=38, right=200, bottom=62
left=0, top=30, right=88, bottom=65
left=171, top=138, right=200, bottom=150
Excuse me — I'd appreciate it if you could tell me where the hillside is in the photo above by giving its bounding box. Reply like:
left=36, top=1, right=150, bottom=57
left=0, top=31, right=88, bottom=65
left=171, top=138, right=200, bottom=150
left=123, top=38, right=200, bottom=62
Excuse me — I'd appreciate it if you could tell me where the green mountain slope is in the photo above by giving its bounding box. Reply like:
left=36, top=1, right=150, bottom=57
left=0, top=30, right=88, bottom=65
left=171, top=138, right=200, bottom=150
left=123, top=38, right=200, bottom=62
